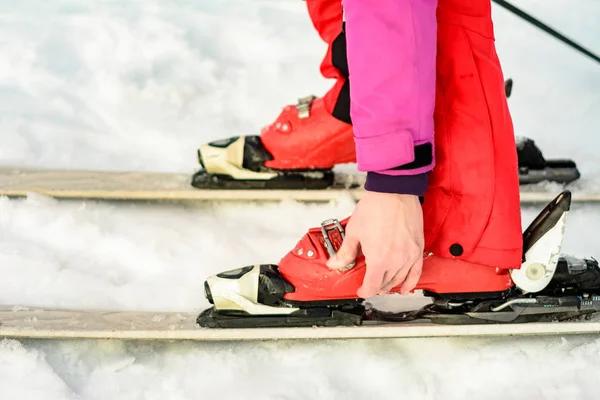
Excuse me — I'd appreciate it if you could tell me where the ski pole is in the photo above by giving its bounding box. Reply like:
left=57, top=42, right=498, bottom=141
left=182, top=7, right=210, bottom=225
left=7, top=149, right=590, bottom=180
left=492, top=0, right=600, bottom=65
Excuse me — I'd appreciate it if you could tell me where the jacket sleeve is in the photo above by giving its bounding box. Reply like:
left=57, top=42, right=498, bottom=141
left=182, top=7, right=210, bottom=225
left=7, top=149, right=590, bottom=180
left=342, top=0, right=438, bottom=196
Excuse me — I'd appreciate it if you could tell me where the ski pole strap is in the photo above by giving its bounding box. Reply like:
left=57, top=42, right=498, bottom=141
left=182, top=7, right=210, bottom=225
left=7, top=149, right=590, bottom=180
left=492, top=0, right=600, bottom=65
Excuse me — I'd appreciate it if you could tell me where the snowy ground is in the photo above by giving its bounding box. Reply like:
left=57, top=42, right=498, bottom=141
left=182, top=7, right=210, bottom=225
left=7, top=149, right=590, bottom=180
left=0, top=0, right=599, bottom=399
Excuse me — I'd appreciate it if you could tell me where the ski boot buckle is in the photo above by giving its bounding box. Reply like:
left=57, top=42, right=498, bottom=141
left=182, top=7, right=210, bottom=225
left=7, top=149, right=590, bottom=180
left=296, top=95, right=316, bottom=119
left=320, top=218, right=356, bottom=271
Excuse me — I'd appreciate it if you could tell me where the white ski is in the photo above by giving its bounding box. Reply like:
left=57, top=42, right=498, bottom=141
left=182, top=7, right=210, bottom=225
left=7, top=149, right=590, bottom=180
left=0, top=305, right=599, bottom=341
left=0, top=166, right=595, bottom=205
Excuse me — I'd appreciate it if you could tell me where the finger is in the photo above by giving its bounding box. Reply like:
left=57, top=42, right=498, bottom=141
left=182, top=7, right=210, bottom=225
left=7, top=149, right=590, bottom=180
left=357, top=261, right=386, bottom=298
left=379, top=266, right=411, bottom=295
left=376, top=252, right=411, bottom=294
left=376, top=269, right=397, bottom=295
left=381, top=270, right=394, bottom=289
left=326, top=234, right=360, bottom=270
left=399, top=256, right=423, bottom=295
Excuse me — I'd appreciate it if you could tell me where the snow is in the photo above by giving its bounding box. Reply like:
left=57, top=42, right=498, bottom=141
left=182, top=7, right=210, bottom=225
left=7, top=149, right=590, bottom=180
left=3, top=335, right=600, bottom=400
left=0, top=0, right=599, bottom=398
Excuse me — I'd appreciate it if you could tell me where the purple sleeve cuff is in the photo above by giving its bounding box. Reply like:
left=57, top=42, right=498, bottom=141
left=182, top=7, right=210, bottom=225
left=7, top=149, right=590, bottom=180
left=364, top=172, right=429, bottom=196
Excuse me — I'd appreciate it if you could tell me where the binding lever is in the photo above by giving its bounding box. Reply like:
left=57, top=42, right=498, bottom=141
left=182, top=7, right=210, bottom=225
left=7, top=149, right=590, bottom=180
left=510, top=190, right=571, bottom=293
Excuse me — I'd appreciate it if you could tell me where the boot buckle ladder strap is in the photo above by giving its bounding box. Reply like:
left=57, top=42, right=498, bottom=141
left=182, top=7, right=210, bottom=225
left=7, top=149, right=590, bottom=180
left=296, top=95, right=317, bottom=119
left=320, top=218, right=356, bottom=271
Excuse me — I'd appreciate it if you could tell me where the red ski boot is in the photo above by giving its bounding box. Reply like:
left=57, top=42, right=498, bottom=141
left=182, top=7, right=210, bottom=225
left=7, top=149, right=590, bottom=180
left=191, top=96, right=356, bottom=190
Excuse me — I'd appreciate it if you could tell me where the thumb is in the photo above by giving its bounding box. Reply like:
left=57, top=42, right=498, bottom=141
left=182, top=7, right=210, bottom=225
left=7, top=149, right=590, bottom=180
left=326, top=235, right=360, bottom=270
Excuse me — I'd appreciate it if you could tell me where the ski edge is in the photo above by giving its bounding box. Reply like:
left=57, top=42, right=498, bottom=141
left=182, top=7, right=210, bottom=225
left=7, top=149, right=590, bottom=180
left=2, top=188, right=600, bottom=205
left=2, top=321, right=600, bottom=341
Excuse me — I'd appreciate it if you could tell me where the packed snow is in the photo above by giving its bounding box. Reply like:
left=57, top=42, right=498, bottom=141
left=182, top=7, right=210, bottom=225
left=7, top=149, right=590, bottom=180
left=0, top=0, right=599, bottom=398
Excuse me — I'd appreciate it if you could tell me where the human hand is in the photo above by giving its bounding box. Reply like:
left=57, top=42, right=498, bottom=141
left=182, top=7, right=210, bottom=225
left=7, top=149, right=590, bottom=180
left=326, top=191, right=424, bottom=298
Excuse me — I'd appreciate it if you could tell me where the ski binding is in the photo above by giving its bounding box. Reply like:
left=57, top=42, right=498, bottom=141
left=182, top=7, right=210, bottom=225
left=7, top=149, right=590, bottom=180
left=197, top=190, right=600, bottom=328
